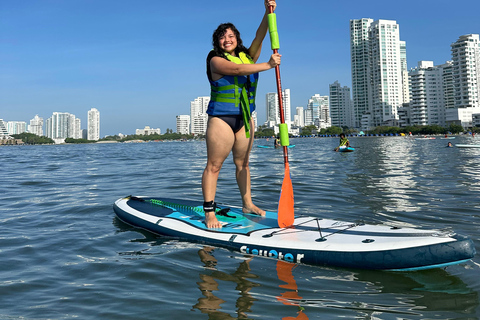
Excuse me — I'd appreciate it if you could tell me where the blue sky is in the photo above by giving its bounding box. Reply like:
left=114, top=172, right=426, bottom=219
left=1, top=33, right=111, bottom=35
left=1, top=0, right=479, bottom=136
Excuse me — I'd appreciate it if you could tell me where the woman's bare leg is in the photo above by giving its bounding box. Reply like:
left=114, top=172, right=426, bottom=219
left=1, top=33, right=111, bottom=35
left=232, top=121, right=265, bottom=216
left=202, top=117, right=235, bottom=228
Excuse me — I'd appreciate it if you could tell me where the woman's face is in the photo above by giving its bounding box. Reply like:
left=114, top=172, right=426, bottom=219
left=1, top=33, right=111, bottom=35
left=218, top=28, right=237, bottom=54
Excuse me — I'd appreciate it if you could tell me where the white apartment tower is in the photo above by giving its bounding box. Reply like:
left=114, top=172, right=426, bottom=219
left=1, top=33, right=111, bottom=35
left=443, top=61, right=455, bottom=109
left=451, top=34, right=480, bottom=109
left=350, top=18, right=373, bottom=128
left=265, top=89, right=291, bottom=126
left=266, top=92, right=279, bottom=125
left=0, top=119, right=8, bottom=136
left=282, top=89, right=292, bottom=124
left=87, top=108, right=100, bottom=141
left=447, top=34, right=480, bottom=128
left=190, top=96, right=210, bottom=135
left=329, top=81, right=354, bottom=128
left=306, top=94, right=330, bottom=127
left=409, top=61, right=447, bottom=126
left=176, top=115, right=191, bottom=134
left=7, top=121, right=27, bottom=135
left=28, top=115, right=44, bottom=136
left=368, top=19, right=404, bottom=127
left=350, top=18, right=407, bottom=130
left=45, top=112, right=81, bottom=140
left=294, top=107, right=304, bottom=127
left=400, top=41, right=410, bottom=104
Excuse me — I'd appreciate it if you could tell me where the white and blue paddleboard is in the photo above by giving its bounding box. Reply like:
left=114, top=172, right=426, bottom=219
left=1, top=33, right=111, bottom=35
left=456, top=144, right=480, bottom=148
left=113, top=196, right=475, bottom=271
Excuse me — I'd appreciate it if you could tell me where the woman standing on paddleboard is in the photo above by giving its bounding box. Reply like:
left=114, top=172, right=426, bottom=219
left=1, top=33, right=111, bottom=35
left=202, top=0, right=281, bottom=228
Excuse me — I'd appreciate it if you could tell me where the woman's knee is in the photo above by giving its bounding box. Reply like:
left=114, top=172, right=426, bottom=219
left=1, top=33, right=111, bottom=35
left=206, top=161, right=223, bottom=174
left=233, top=157, right=249, bottom=170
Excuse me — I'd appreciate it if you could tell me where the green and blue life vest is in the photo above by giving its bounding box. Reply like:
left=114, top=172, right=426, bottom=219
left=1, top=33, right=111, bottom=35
left=207, top=51, right=259, bottom=137
left=339, top=137, right=349, bottom=147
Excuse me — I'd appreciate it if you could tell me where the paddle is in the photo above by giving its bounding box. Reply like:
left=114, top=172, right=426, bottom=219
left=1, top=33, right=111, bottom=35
left=268, top=5, right=294, bottom=228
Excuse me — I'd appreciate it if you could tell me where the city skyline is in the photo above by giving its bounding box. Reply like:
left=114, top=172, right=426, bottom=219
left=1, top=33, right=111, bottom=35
left=1, top=0, right=479, bottom=136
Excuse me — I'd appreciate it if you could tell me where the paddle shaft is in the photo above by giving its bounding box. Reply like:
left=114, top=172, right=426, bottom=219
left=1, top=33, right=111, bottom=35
left=269, top=5, right=288, bottom=165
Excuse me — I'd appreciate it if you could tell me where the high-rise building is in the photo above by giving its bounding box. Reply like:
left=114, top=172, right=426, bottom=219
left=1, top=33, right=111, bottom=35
left=282, top=89, right=291, bottom=124
left=87, top=108, right=100, bottom=141
left=447, top=34, right=480, bottom=128
left=350, top=18, right=373, bottom=128
left=176, top=115, right=190, bottom=134
left=190, top=96, right=210, bottom=135
left=350, top=18, right=407, bottom=130
left=265, top=89, right=291, bottom=126
left=6, top=121, right=27, bottom=135
left=265, top=92, right=278, bottom=124
left=28, top=115, right=44, bottom=136
left=329, top=81, right=354, bottom=128
left=451, top=34, right=480, bottom=108
left=400, top=41, right=410, bottom=104
left=368, top=19, right=404, bottom=127
left=305, top=94, right=329, bottom=127
left=409, top=61, right=447, bottom=126
left=294, top=107, right=304, bottom=127
left=0, top=119, right=8, bottom=136
left=252, top=111, right=258, bottom=131
left=443, top=61, right=455, bottom=109
left=45, top=112, right=81, bottom=140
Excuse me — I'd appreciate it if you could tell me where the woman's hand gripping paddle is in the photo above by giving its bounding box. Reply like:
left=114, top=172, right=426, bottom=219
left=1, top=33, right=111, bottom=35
left=268, top=5, right=294, bottom=228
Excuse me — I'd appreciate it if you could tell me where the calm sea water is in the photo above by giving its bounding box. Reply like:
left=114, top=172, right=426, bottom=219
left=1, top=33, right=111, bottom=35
left=1, top=136, right=479, bottom=320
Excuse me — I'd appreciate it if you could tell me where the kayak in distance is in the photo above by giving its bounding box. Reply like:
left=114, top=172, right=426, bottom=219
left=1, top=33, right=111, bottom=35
left=113, top=196, right=475, bottom=271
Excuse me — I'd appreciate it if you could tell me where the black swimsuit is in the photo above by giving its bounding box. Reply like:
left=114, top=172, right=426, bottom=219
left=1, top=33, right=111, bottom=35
left=210, top=115, right=245, bottom=133
left=207, top=52, right=246, bottom=134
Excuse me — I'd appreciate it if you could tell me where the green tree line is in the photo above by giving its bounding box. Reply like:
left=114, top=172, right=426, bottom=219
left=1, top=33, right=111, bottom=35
left=257, top=123, right=469, bottom=138
left=11, top=132, right=54, bottom=144
left=100, top=131, right=196, bottom=142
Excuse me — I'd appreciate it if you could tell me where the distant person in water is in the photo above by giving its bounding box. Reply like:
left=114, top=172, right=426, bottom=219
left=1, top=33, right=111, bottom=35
left=447, top=142, right=453, bottom=147
left=334, top=133, right=350, bottom=152
left=274, top=137, right=280, bottom=148
left=202, top=0, right=280, bottom=229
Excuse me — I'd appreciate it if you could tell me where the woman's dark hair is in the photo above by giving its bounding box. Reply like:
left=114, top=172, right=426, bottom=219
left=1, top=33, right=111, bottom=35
left=212, top=23, right=250, bottom=59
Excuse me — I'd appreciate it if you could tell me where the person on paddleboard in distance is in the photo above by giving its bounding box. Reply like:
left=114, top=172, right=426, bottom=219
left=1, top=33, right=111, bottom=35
left=334, top=133, right=350, bottom=152
left=274, top=136, right=280, bottom=148
left=202, top=0, right=281, bottom=228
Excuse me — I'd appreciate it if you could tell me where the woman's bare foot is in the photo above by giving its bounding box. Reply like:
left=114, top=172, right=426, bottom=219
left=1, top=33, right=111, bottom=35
left=205, top=211, right=222, bottom=228
left=242, top=204, right=266, bottom=216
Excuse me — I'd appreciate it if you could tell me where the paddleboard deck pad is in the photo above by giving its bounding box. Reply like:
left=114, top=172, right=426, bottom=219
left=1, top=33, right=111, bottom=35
left=113, top=196, right=475, bottom=271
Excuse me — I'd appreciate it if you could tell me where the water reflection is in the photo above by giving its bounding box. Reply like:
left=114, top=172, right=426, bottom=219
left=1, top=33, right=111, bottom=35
left=276, top=261, right=309, bottom=320
left=348, top=138, right=421, bottom=218
left=352, top=268, right=479, bottom=318
left=193, top=247, right=258, bottom=318
left=189, top=244, right=478, bottom=319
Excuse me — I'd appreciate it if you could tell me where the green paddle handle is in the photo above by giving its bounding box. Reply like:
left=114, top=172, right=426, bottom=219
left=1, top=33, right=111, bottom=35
left=268, top=13, right=280, bottom=50
left=279, top=123, right=289, bottom=146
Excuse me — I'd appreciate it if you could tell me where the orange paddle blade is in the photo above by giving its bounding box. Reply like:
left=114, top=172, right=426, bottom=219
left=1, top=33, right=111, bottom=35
left=278, top=163, right=294, bottom=228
